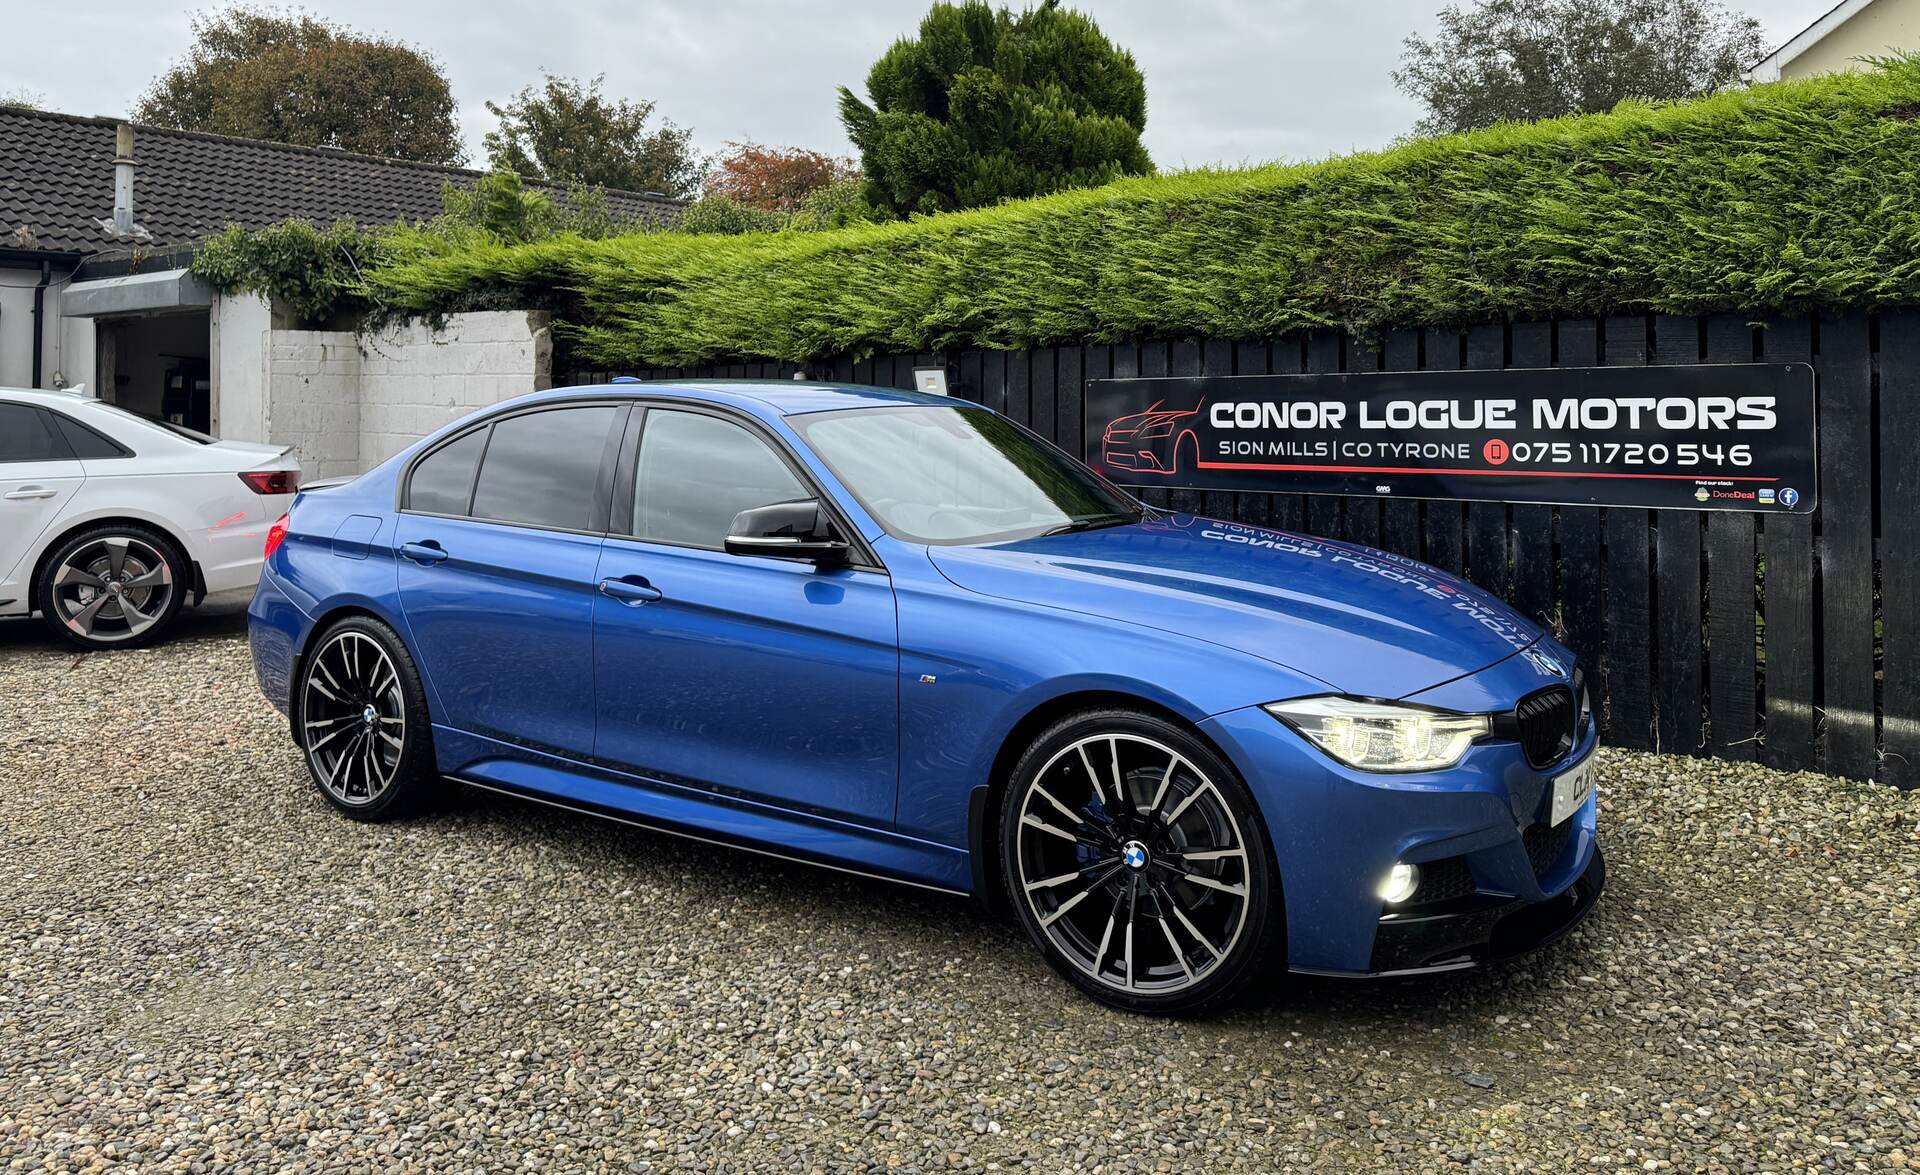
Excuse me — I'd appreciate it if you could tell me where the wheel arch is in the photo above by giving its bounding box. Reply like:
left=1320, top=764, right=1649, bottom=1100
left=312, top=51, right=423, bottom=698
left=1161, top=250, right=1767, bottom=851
left=286, top=601, right=414, bottom=745
left=29, top=514, right=200, bottom=610
left=1173, top=429, right=1199, bottom=474
left=965, top=687, right=1244, bottom=916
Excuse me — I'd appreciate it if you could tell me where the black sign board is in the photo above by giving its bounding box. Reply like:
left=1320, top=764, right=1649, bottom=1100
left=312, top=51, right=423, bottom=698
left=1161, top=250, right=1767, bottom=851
left=1085, top=364, right=1817, bottom=512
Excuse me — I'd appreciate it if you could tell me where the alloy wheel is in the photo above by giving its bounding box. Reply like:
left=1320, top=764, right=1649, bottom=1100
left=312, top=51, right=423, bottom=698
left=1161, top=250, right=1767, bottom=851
left=50, top=535, right=175, bottom=644
left=301, top=630, right=406, bottom=807
left=1013, top=733, right=1252, bottom=996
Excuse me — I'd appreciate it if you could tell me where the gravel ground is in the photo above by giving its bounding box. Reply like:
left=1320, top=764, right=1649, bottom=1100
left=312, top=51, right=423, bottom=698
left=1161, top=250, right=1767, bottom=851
left=1, top=600, right=1917, bottom=1173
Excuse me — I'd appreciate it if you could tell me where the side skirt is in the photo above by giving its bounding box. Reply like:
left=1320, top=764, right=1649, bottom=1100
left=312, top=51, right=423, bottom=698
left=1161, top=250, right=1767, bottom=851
left=437, top=726, right=974, bottom=897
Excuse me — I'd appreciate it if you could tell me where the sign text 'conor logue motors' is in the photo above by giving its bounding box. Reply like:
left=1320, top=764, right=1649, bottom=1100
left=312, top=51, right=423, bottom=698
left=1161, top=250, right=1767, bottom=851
left=1084, top=364, right=1817, bottom=512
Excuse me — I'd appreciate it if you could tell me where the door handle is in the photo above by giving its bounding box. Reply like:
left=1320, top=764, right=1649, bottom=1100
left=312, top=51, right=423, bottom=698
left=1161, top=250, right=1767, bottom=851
left=399, top=540, right=449, bottom=565
left=3, top=486, right=57, bottom=500
left=598, top=576, right=663, bottom=605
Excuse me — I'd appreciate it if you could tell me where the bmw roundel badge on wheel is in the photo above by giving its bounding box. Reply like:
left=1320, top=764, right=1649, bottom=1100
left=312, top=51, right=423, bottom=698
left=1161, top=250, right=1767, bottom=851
left=249, top=379, right=1603, bottom=1015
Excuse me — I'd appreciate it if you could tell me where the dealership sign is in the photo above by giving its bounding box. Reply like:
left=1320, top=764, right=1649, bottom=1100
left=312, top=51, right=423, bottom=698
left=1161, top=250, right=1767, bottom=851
left=1085, top=364, right=1818, bottom=512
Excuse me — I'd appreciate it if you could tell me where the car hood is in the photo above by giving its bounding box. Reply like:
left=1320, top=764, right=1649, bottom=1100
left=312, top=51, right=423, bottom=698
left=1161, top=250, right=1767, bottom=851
left=924, top=517, right=1542, bottom=699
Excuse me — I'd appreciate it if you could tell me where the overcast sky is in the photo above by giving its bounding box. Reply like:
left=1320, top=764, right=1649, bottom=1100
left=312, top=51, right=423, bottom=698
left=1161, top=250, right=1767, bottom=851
left=7, top=0, right=1833, bottom=170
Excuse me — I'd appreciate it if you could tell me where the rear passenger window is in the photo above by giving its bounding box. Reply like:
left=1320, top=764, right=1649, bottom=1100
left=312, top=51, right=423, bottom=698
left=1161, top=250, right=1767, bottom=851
left=51, top=413, right=130, bottom=459
left=407, top=428, right=487, bottom=516
left=469, top=406, right=619, bottom=531
left=0, top=405, right=66, bottom=462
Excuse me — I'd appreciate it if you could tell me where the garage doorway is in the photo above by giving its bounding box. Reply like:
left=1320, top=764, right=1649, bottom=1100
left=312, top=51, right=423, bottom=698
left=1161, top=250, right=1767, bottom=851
left=95, top=310, right=212, bottom=433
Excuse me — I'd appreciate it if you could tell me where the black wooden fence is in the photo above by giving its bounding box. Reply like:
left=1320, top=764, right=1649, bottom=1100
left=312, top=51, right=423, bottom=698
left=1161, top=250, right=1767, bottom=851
left=570, top=309, right=1918, bottom=788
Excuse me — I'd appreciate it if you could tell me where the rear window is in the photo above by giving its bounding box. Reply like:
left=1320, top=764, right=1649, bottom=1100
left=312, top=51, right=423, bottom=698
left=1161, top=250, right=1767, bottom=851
left=83, top=400, right=213, bottom=444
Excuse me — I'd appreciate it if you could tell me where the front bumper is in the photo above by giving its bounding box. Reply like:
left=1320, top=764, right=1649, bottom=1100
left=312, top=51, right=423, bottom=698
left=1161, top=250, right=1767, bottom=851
left=1338, top=848, right=1605, bottom=976
left=1200, top=694, right=1602, bottom=977
left=1101, top=440, right=1171, bottom=473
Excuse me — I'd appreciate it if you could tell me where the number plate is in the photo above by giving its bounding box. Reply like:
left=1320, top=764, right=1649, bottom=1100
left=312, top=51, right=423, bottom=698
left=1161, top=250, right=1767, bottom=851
left=1548, top=755, right=1596, bottom=827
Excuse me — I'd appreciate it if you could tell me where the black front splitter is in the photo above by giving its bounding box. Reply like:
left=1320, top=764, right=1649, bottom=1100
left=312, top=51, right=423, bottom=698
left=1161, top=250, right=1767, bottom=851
left=1291, top=849, right=1607, bottom=980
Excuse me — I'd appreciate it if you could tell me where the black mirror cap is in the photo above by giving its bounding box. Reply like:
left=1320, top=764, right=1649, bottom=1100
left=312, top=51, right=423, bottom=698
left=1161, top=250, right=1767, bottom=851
left=724, top=498, right=851, bottom=564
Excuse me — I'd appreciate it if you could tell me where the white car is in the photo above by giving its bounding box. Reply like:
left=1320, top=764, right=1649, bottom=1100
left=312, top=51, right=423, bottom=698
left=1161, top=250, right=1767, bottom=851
left=0, top=386, right=300, bottom=649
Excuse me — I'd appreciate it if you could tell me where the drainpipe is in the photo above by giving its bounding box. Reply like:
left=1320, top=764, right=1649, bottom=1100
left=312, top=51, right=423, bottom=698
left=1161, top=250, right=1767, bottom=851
left=30, top=259, right=49, bottom=388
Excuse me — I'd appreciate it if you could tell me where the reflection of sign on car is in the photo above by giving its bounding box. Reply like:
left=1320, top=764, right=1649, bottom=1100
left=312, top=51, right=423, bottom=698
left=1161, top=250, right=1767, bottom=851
left=1101, top=400, right=1203, bottom=476
left=1085, top=365, right=1819, bottom=513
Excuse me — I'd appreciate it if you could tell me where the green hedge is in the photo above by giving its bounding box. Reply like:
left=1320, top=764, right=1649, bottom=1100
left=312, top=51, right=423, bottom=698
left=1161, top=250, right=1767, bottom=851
left=365, top=58, right=1920, bottom=367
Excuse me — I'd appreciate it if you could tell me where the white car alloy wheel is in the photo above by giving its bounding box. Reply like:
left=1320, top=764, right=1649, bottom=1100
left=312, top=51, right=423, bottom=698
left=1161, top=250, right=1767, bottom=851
left=47, top=533, right=178, bottom=644
left=1012, top=731, right=1254, bottom=998
left=301, top=630, right=407, bottom=807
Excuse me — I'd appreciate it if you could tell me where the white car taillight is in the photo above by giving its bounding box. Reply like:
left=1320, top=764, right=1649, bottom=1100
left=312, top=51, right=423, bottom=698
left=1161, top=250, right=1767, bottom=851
left=238, top=469, right=300, bottom=495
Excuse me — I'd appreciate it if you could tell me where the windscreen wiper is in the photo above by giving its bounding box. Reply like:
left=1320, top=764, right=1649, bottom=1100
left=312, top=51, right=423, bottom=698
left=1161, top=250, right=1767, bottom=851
left=1039, top=513, right=1138, bottom=537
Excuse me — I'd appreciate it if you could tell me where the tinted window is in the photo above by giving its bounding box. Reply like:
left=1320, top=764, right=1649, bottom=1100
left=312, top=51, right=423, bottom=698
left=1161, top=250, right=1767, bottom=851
left=632, top=410, right=806, bottom=548
left=134, top=414, right=213, bottom=444
left=0, top=405, right=67, bottom=462
left=791, top=406, right=1141, bottom=544
left=470, top=406, right=619, bottom=531
left=407, top=428, right=488, bottom=515
left=51, top=413, right=130, bottom=459
left=89, top=401, right=211, bottom=444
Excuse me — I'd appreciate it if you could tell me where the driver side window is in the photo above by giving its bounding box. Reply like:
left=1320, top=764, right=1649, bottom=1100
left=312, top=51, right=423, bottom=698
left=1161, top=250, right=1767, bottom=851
left=631, top=410, right=805, bottom=548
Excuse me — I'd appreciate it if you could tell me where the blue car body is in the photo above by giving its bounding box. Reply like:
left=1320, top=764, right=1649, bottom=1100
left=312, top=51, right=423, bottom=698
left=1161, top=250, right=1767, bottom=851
left=250, top=381, right=1601, bottom=978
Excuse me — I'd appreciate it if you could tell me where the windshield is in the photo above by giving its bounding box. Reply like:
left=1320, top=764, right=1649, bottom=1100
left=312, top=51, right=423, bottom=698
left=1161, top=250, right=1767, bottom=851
left=792, top=405, right=1144, bottom=545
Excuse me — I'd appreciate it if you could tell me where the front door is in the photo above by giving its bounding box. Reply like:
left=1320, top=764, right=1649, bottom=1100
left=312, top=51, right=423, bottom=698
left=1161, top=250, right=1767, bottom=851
left=394, top=402, right=626, bottom=761
left=592, top=406, right=899, bottom=827
left=0, top=404, right=85, bottom=600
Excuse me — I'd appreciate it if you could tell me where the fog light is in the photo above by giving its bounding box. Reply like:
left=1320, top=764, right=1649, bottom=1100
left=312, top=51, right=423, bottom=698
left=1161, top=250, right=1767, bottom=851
left=1377, top=862, right=1421, bottom=905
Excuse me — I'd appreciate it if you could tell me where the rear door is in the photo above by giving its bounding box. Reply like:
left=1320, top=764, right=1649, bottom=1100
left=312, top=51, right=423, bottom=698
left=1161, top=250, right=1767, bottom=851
left=394, top=401, right=627, bottom=761
left=0, top=403, right=85, bottom=598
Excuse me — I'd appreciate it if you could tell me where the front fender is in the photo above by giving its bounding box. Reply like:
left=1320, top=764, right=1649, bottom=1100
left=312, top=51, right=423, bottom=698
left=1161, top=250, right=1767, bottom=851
left=889, top=544, right=1328, bottom=849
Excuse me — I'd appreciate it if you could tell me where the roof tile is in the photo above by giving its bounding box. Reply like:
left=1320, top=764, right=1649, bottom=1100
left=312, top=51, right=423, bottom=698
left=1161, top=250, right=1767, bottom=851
left=0, top=106, right=682, bottom=256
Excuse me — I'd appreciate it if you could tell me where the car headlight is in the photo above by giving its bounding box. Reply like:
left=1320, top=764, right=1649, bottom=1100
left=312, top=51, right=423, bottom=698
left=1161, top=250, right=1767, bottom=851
left=1138, top=419, right=1179, bottom=438
left=1263, top=696, right=1491, bottom=773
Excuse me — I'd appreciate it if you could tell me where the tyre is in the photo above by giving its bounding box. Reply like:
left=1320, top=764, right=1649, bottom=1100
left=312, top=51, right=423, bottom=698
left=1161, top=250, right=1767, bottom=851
left=35, top=524, right=189, bottom=650
left=999, top=707, right=1284, bottom=1014
left=295, top=615, right=439, bottom=821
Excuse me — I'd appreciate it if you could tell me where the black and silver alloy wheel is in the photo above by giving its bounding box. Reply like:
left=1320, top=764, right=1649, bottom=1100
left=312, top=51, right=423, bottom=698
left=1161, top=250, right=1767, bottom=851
left=301, top=629, right=406, bottom=808
left=1002, top=710, right=1281, bottom=1014
left=35, top=526, right=188, bottom=650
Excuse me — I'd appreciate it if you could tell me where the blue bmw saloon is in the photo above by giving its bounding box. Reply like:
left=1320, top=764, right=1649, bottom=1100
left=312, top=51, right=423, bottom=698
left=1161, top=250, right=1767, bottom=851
left=248, top=380, right=1602, bottom=1014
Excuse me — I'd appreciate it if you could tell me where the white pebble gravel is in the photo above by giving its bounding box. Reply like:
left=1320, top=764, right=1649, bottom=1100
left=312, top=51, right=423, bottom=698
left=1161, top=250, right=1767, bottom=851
left=2, top=599, right=1917, bottom=1172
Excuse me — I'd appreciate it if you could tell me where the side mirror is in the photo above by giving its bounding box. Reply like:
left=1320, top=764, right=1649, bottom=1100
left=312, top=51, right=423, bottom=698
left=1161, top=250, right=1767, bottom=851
left=724, top=498, right=851, bottom=564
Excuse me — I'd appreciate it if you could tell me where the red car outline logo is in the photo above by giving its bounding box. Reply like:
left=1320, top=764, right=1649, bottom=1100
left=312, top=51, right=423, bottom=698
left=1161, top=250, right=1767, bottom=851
left=1100, top=399, right=1204, bottom=476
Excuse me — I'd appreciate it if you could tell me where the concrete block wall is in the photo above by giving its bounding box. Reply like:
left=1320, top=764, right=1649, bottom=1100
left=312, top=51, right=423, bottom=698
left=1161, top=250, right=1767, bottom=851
left=264, top=330, right=363, bottom=479
left=355, top=313, right=549, bottom=468
left=261, top=311, right=550, bottom=476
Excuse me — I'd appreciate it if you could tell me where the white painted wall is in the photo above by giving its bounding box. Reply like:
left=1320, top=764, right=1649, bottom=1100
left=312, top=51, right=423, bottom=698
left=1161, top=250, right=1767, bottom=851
left=0, top=263, right=94, bottom=390
left=263, top=329, right=364, bottom=479
left=261, top=310, right=550, bottom=476
left=210, top=290, right=276, bottom=442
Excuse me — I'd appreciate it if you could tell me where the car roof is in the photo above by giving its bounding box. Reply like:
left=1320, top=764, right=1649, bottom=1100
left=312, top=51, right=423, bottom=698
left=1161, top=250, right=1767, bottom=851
left=0, top=385, right=104, bottom=407
left=523, top=379, right=975, bottom=418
